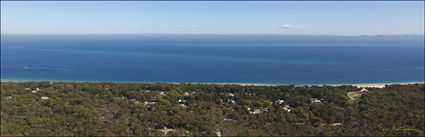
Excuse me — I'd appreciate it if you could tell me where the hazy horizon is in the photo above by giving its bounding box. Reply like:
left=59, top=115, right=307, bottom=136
left=2, top=33, right=424, bottom=36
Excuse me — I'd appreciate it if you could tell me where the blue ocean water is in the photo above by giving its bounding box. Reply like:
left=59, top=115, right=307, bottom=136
left=1, top=35, right=424, bottom=84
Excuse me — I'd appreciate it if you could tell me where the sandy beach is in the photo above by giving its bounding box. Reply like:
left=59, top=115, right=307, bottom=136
left=335, top=82, right=424, bottom=88
left=1, top=79, right=423, bottom=88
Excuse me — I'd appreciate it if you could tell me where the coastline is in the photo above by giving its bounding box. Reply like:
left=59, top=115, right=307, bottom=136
left=1, top=79, right=423, bottom=88
left=329, top=82, right=425, bottom=88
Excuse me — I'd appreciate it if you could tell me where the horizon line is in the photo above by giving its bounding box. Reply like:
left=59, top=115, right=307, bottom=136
left=2, top=33, right=424, bottom=37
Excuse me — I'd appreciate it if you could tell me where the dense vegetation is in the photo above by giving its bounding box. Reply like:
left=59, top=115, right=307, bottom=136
left=1, top=82, right=424, bottom=136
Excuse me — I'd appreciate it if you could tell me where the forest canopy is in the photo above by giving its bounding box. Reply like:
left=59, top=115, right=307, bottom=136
left=1, top=82, right=424, bottom=136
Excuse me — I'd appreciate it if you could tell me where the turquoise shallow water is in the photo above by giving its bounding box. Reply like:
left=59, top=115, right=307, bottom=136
left=1, top=35, right=424, bottom=84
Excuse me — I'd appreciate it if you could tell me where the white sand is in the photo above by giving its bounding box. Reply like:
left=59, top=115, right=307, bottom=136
left=348, top=82, right=424, bottom=88
left=1, top=80, right=423, bottom=88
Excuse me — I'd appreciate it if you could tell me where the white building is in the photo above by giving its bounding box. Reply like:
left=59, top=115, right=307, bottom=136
left=216, top=131, right=222, bottom=137
left=312, top=98, right=322, bottom=103
left=130, top=99, right=140, bottom=104
left=330, top=123, right=343, bottom=126
left=159, top=127, right=176, bottom=135
left=282, top=105, right=291, bottom=112
left=41, top=96, right=49, bottom=100
left=31, top=87, right=41, bottom=93
left=227, top=93, right=235, bottom=97
left=276, top=99, right=285, bottom=105
left=178, top=99, right=187, bottom=103
left=250, top=109, right=262, bottom=114
left=159, top=92, right=166, bottom=96
left=184, top=92, right=190, bottom=96
left=144, top=101, right=156, bottom=105
left=179, top=104, right=188, bottom=109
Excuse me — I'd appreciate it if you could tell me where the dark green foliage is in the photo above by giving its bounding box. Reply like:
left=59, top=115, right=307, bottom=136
left=1, top=82, right=424, bottom=136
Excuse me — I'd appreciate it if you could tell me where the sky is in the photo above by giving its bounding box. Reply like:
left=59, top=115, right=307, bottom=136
left=1, top=1, right=424, bottom=35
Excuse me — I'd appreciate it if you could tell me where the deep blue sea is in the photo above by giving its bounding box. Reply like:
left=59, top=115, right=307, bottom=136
left=1, top=35, right=424, bottom=85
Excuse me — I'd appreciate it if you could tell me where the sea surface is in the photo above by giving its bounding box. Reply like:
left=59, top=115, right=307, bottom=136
left=1, top=34, right=424, bottom=85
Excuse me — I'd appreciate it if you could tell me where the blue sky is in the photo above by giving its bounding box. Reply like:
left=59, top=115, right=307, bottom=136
left=1, top=1, right=424, bottom=35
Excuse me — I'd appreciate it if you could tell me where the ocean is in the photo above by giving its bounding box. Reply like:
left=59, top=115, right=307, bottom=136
left=1, top=34, right=424, bottom=85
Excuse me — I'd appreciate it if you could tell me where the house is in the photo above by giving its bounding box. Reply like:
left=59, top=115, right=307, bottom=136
left=223, top=118, right=234, bottom=121
left=24, top=88, right=31, bottom=91
left=143, top=101, right=156, bottom=105
left=263, top=108, right=269, bottom=112
left=130, top=99, right=140, bottom=104
left=178, top=99, right=187, bottom=103
left=294, top=122, right=305, bottom=125
left=247, top=107, right=262, bottom=114
left=6, top=96, right=12, bottom=99
left=184, top=92, right=190, bottom=96
left=227, top=93, right=235, bottom=97
left=246, top=107, right=251, bottom=111
left=282, top=105, right=291, bottom=112
left=159, top=92, right=166, bottom=96
left=32, top=87, right=41, bottom=93
left=177, top=99, right=188, bottom=108
left=250, top=109, right=262, bottom=114
left=330, top=123, right=343, bottom=126
left=179, top=104, right=188, bottom=109
left=144, top=101, right=156, bottom=106
left=159, top=127, right=176, bottom=135
left=41, top=96, right=49, bottom=100
left=276, top=99, right=285, bottom=105
left=311, top=98, right=322, bottom=103
left=228, top=99, right=235, bottom=104
left=360, top=88, right=368, bottom=92
left=120, top=96, right=126, bottom=99
left=215, top=130, right=222, bottom=137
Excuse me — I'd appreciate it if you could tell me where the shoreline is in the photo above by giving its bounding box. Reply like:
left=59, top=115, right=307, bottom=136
left=1, top=79, right=423, bottom=88
left=329, top=82, right=424, bottom=88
